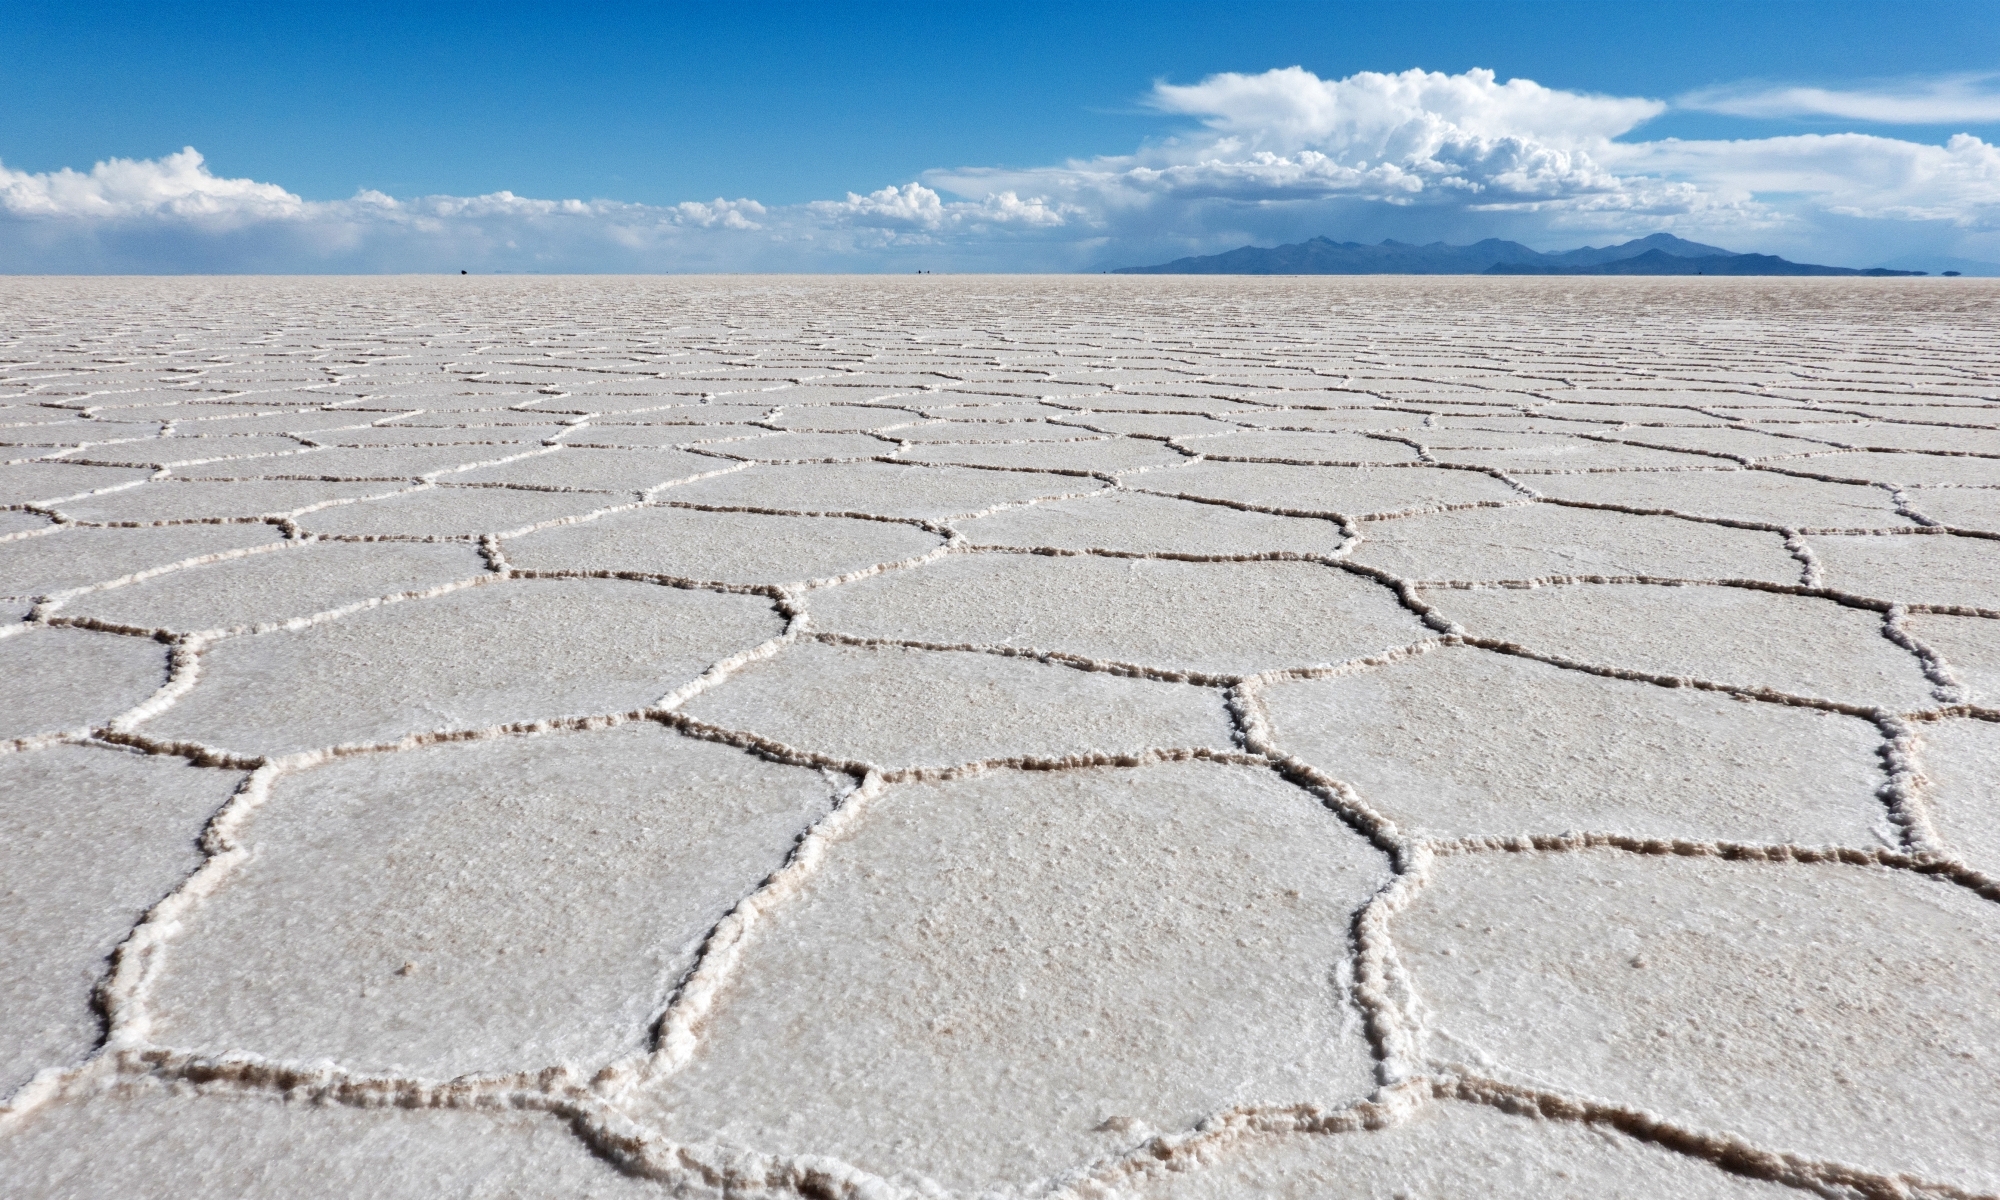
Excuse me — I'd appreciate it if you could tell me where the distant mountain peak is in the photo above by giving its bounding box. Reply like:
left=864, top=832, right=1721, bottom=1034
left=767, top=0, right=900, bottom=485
left=1111, top=233, right=1920, bottom=276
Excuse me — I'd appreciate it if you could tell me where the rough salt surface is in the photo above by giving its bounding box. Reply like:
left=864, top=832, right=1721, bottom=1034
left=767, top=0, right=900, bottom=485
left=1256, top=645, right=1888, bottom=844
left=680, top=638, right=1234, bottom=769
left=1131, top=1101, right=1797, bottom=1199
left=143, top=578, right=782, bottom=755
left=805, top=552, right=1426, bottom=677
left=632, top=760, right=1388, bottom=1193
left=148, top=725, right=838, bottom=1077
left=1420, top=580, right=1938, bottom=709
left=1395, top=850, right=2000, bottom=1193
left=0, top=1082, right=655, bottom=1199
left=0, top=747, right=241, bottom=1093
left=2, top=276, right=1997, bottom=1200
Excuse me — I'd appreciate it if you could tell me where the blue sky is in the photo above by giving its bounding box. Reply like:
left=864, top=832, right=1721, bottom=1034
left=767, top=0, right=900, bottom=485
left=4, top=1, right=2000, bottom=272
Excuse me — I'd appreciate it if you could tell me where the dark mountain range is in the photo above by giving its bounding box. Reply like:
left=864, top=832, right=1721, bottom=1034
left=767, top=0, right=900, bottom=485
left=1114, top=236, right=1543, bottom=275
left=1540, top=233, right=1736, bottom=265
left=1112, top=233, right=1922, bottom=276
left=1488, top=249, right=1923, bottom=277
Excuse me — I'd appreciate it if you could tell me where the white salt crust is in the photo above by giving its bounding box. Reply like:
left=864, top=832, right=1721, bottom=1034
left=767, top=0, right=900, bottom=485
left=1132, top=459, right=1522, bottom=518
left=1904, top=486, right=2000, bottom=531
left=0, top=746, right=242, bottom=1094
left=663, top=459, right=1110, bottom=519
left=503, top=503, right=945, bottom=587
left=804, top=552, right=1428, bottom=678
left=1130, top=1100, right=1798, bottom=1199
left=140, top=578, right=785, bottom=756
left=630, top=761, right=1389, bottom=1193
left=1807, top=531, right=2000, bottom=611
left=146, top=725, right=840, bottom=1078
left=1528, top=467, right=1914, bottom=529
left=0, top=461, right=156, bottom=505
left=0, top=626, right=168, bottom=745
left=0, top=1079, right=656, bottom=1198
left=58, top=539, right=486, bottom=635
left=294, top=484, right=625, bottom=538
left=1347, top=501, right=1799, bottom=585
left=1394, top=850, right=2000, bottom=1193
left=1255, top=645, right=1889, bottom=845
left=1915, top=717, right=2000, bottom=878
left=955, top=488, right=1342, bottom=557
left=1419, top=581, right=1941, bottom=710
left=50, top=478, right=410, bottom=524
left=2, top=276, right=1998, bottom=1200
left=1, top=522, right=288, bottom=600
left=159, top=443, right=536, bottom=482
left=1903, top=612, right=2000, bottom=703
left=679, top=639, right=1235, bottom=770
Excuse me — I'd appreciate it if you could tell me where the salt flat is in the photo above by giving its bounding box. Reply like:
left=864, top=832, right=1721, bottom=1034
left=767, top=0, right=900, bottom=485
left=2, top=275, right=1998, bottom=1199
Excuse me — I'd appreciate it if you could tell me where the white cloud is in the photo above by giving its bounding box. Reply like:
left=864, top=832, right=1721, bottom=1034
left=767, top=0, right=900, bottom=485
left=667, top=198, right=766, bottom=230
left=1150, top=66, right=1664, bottom=154
left=820, top=182, right=949, bottom=226
left=926, top=67, right=1730, bottom=230
left=0, top=147, right=303, bottom=222
left=1682, top=75, right=2000, bottom=124
left=930, top=67, right=2000, bottom=257
left=809, top=182, right=1076, bottom=234
left=1607, top=132, right=2000, bottom=227
left=5, top=68, right=2000, bottom=272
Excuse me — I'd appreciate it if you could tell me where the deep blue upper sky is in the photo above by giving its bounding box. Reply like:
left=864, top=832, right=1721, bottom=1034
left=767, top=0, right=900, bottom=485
left=6, top=0, right=1998, bottom=205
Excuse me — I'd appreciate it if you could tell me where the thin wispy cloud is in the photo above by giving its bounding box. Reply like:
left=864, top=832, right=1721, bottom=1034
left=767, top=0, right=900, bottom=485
left=1682, top=74, right=2000, bottom=124
left=1606, top=132, right=2000, bottom=225
left=5, top=67, right=1999, bottom=272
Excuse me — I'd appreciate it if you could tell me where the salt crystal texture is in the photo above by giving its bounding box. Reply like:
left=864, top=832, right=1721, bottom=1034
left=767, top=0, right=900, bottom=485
left=2, top=276, right=1997, bottom=1198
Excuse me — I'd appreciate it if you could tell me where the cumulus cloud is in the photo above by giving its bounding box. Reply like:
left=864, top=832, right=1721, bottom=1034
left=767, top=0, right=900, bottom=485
left=1150, top=66, right=1664, bottom=154
left=5, top=67, right=2000, bottom=272
left=0, top=147, right=303, bottom=222
left=926, top=67, right=1732, bottom=235
left=1682, top=74, right=2000, bottom=124
left=931, top=67, right=2000, bottom=258
left=808, top=183, right=1076, bottom=235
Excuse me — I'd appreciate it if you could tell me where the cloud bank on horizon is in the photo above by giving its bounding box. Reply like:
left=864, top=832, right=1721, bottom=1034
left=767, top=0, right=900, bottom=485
left=5, top=66, right=1999, bottom=273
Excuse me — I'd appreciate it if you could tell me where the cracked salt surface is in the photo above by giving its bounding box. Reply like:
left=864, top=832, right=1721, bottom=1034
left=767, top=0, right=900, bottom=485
left=2, top=276, right=1999, bottom=1199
